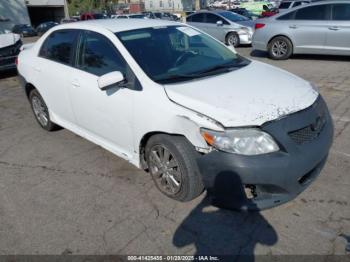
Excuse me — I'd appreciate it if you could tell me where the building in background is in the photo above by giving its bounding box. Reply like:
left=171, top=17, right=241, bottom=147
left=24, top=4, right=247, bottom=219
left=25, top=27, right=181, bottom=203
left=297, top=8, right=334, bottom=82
left=0, top=0, right=68, bottom=28
left=144, top=0, right=194, bottom=12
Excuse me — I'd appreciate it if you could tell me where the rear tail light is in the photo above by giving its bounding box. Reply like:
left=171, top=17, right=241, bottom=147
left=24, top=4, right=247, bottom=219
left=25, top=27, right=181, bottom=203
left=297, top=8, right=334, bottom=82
left=15, top=57, right=18, bottom=66
left=255, top=23, right=266, bottom=30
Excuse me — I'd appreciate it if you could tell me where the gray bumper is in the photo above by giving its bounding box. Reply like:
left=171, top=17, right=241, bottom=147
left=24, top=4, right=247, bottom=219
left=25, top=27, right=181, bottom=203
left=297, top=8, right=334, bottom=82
left=198, top=96, right=333, bottom=210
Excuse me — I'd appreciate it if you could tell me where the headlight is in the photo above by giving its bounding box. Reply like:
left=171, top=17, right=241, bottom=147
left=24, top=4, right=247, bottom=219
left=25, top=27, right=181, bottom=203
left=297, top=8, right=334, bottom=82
left=200, top=128, right=279, bottom=155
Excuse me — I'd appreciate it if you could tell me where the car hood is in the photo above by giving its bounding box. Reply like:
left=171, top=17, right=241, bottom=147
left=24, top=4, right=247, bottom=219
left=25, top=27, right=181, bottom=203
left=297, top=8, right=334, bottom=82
left=0, top=33, right=20, bottom=49
left=164, top=60, right=318, bottom=127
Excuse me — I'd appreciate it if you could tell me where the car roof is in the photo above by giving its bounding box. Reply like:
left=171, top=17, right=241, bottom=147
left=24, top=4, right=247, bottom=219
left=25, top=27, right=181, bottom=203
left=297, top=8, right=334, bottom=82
left=274, top=0, right=350, bottom=18
left=53, top=19, right=181, bottom=33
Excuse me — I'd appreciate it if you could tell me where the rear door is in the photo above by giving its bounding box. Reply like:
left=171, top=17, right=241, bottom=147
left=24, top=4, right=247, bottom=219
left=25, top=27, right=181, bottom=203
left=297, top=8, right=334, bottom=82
left=325, top=3, right=350, bottom=54
left=282, top=4, right=330, bottom=54
left=35, top=29, right=80, bottom=124
left=186, top=13, right=207, bottom=33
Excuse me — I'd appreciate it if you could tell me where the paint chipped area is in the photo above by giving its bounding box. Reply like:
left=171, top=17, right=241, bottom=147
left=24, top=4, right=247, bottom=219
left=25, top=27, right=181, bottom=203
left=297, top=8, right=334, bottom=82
left=165, top=61, right=319, bottom=127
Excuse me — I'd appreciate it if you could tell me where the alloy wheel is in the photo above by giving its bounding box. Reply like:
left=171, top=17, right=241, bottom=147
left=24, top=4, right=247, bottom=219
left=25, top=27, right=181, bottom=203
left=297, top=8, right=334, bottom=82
left=149, top=145, right=182, bottom=195
left=271, top=40, right=288, bottom=58
left=32, top=96, right=48, bottom=127
left=228, top=34, right=238, bottom=47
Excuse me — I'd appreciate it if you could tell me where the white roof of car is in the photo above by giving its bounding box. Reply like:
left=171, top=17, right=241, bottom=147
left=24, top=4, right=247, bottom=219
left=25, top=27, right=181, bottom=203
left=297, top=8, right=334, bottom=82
left=55, top=19, right=181, bottom=33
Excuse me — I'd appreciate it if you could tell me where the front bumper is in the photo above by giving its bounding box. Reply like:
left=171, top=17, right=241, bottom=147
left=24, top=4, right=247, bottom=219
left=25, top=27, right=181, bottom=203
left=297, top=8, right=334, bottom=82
left=238, top=33, right=252, bottom=45
left=198, top=96, right=333, bottom=210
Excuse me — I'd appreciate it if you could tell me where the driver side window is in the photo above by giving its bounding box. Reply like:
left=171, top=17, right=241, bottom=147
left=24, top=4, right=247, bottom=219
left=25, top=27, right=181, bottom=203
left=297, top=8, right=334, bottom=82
left=77, top=31, right=127, bottom=76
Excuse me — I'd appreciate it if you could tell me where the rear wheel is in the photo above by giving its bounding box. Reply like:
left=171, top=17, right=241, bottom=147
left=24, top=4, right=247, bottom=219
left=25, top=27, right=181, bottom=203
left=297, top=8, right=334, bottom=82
left=268, top=36, right=293, bottom=60
left=145, top=134, right=204, bottom=202
left=226, top=32, right=240, bottom=47
left=29, top=89, right=57, bottom=131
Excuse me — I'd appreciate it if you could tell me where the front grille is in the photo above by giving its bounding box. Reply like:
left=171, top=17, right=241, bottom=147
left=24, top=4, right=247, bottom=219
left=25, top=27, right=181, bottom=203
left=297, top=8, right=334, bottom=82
left=288, top=117, right=326, bottom=145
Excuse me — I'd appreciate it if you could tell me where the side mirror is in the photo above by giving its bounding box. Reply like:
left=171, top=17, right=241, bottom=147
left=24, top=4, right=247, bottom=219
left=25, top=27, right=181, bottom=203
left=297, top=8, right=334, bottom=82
left=98, top=71, right=125, bottom=91
left=216, top=20, right=223, bottom=26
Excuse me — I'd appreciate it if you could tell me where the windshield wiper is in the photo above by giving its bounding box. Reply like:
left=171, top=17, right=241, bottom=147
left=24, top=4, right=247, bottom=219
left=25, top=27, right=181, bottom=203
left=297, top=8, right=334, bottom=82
left=156, top=74, right=197, bottom=84
left=156, top=60, right=250, bottom=84
left=190, top=60, right=249, bottom=77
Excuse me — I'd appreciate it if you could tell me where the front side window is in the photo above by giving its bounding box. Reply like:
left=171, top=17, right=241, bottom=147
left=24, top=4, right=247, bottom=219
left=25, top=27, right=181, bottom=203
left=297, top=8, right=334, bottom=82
left=77, top=31, right=126, bottom=76
left=39, top=29, right=79, bottom=65
left=294, top=5, right=329, bottom=20
left=116, top=26, right=249, bottom=84
left=332, top=4, right=350, bottom=20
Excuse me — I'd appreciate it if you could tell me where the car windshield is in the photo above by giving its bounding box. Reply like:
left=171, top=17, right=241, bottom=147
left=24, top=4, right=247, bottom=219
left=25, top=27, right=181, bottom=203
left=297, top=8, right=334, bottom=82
left=218, top=11, right=249, bottom=21
left=116, top=26, right=250, bottom=84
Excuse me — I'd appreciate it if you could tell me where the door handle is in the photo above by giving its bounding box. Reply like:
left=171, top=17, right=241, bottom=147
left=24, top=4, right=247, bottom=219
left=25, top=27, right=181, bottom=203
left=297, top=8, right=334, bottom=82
left=289, top=25, right=298, bottom=29
left=71, top=80, right=80, bottom=88
left=328, top=26, right=340, bottom=31
left=34, top=67, right=41, bottom=72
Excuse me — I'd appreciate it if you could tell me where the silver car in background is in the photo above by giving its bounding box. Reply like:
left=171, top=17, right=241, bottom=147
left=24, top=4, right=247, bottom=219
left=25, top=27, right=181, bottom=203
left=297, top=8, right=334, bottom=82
left=186, top=10, right=254, bottom=47
left=278, top=0, right=311, bottom=12
left=253, top=0, right=350, bottom=59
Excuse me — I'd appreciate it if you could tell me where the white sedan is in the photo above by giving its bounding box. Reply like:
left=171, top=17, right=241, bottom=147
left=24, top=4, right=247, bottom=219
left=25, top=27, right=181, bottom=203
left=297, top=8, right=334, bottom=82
left=17, top=19, right=333, bottom=210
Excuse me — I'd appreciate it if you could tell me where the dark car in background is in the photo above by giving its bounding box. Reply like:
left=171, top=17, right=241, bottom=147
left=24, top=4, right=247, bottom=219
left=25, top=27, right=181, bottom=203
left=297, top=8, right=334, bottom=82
left=12, top=24, right=37, bottom=37
left=80, top=13, right=106, bottom=20
left=36, top=21, right=58, bottom=36
left=230, top=8, right=258, bottom=19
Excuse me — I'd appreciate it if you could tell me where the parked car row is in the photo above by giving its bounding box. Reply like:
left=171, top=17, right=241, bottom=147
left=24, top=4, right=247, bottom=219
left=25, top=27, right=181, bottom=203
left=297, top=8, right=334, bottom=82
left=253, top=0, right=350, bottom=59
left=11, top=21, right=59, bottom=38
left=187, top=0, right=349, bottom=58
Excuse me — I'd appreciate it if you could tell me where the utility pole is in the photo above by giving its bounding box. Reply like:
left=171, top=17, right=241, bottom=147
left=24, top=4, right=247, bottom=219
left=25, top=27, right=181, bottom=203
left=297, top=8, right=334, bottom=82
left=195, top=0, right=200, bottom=10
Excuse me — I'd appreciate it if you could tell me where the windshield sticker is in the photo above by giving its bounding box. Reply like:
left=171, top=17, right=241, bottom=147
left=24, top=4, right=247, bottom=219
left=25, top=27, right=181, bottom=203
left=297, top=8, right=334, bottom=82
left=177, top=27, right=200, bottom=37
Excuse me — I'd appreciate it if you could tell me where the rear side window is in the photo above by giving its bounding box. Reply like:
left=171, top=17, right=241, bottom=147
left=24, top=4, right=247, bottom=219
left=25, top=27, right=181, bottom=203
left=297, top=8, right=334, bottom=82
left=277, top=11, right=296, bottom=20
left=294, top=5, right=329, bottom=20
left=332, top=4, right=350, bottom=20
left=77, top=31, right=126, bottom=76
left=39, top=30, right=79, bottom=65
left=189, top=13, right=205, bottom=23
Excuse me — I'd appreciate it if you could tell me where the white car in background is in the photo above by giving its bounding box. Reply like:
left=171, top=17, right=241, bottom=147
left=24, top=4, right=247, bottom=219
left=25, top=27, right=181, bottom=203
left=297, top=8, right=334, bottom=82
left=17, top=19, right=333, bottom=210
left=0, top=29, right=21, bottom=71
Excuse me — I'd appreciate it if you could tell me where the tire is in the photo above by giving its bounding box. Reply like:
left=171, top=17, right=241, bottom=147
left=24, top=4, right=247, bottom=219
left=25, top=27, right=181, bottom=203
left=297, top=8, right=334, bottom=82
left=268, top=36, right=293, bottom=60
left=226, top=32, right=240, bottom=48
left=145, top=134, right=204, bottom=202
left=29, top=89, right=57, bottom=131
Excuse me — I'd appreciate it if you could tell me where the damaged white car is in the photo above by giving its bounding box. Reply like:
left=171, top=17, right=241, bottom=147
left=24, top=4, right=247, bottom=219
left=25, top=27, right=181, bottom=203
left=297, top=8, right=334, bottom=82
left=0, top=29, right=21, bottom=71
left=17, top=19, right=333, bottom=210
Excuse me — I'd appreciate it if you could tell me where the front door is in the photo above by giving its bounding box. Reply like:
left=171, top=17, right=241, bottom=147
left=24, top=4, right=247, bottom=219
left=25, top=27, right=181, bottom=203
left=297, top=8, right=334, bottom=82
left=68, top=30, right=138, bottom=158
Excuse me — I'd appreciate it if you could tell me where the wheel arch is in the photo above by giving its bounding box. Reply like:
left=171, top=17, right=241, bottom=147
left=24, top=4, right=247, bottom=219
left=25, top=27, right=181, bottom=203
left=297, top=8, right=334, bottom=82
left=139, top=131, right=188, bottom=171
left=24, top=82, right=36, bottom=99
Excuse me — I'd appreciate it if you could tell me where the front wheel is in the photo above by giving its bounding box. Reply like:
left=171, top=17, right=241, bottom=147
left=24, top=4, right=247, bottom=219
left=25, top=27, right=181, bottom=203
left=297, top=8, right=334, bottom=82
left=145, top=134, right=204, bottom=202
left=29, top=89, right=57, bottom=131
left=268, top=36, right=293, bottom=60
left=226, top=32, right=240, bottom=48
